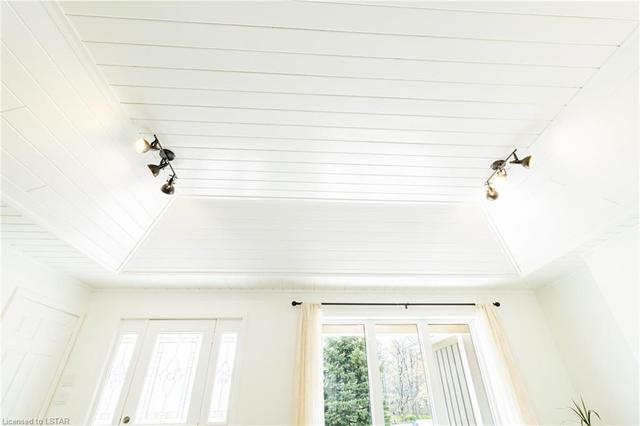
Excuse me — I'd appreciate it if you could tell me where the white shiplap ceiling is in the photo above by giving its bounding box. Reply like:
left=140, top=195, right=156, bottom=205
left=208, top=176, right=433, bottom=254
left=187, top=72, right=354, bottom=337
left=59, top=1, right=638, bottom=203
left=0, top=200, right=107, bottom=281
left=124, top=198, right=517, bottom=277
left=1, top=1, right=637, bottom=287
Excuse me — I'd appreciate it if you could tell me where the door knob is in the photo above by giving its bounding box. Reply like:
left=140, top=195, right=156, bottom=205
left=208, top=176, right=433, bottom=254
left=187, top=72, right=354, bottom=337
left=122, top=416, right=130, bottom=424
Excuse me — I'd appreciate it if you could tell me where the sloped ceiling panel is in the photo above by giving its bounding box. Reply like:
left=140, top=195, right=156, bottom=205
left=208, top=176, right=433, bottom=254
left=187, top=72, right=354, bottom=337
left=486, top=30, right=639, bottom=275
left=0, top=200, right=108, bottom=281
left=123, top=198, right=518, bottom=277
left=1, top=1, right=170, bottom=270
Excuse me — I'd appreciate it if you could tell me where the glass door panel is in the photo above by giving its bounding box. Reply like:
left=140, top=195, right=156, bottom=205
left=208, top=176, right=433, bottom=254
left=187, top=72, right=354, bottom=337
left=118, top=320, right=215, bottom=426
left=134, top=333, right=203, bottom=424
left=375, top=324, right=433, bottom=426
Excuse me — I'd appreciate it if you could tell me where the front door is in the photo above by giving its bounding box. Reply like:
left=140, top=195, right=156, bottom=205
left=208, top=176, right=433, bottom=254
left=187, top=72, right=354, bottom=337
left=92, top=319, right=241, bottom=426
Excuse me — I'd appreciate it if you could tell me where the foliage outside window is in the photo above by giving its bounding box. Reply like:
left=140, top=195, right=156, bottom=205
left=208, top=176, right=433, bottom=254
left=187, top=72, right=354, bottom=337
left=323, top=334, right=372, bottom=426
left=323, top=322, right=488, bottom=426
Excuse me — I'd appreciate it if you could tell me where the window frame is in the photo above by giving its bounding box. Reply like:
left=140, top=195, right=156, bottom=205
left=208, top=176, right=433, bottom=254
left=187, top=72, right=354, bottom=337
left=322, top=306, right=491, bottom=426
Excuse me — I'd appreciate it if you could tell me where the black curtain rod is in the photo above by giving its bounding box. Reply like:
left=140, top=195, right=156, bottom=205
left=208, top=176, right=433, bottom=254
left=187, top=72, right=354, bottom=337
left=291, top=301, right=500, bottom=308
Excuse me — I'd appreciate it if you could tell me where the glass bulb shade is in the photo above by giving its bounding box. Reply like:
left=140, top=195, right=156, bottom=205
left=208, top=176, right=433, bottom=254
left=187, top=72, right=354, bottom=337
left=135, top=138, right=151, bottom=154
left=486, top=186, right=498, bottom=201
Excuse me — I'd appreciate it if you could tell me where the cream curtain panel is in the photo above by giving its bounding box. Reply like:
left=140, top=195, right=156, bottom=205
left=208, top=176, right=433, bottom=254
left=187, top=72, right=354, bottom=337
left=293, top=303, right=324, bottom=426
left=475, top=303, right=538, bottom=426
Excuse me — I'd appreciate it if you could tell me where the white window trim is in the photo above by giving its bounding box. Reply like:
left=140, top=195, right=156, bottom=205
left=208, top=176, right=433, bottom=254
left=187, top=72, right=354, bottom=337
left=322, top=306, right=491, bottom=426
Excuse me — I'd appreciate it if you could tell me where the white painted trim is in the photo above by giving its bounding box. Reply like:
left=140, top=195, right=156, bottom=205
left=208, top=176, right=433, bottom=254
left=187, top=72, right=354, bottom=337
left=419, top=321, right=450, bottom=426
left=117, top=196, right=174, bottom=273
left=481, top=203, right=522, bottom=276
left=364, top=320, right=385, bottom=426
left=44, top=311, right=88, bottom=419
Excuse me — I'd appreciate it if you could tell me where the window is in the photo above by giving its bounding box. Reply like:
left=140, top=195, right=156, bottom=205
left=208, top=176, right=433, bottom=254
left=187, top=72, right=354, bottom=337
left=322, top=321, right=491, bottom=426
left=92, top=333, right=139, bottom=425
left=208, top=333, right=239, bottom=424
left=375, top=324, right=432, bottom=425
left=323, top=324, right=372, bottom=426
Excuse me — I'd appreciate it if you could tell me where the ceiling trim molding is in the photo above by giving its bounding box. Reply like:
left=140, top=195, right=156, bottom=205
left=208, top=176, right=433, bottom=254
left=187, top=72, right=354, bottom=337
left=482, top=202, right=522, bottom=275
left=41, top=1, right=129, bottom=118
left=116, top=196, right=175, bottom=273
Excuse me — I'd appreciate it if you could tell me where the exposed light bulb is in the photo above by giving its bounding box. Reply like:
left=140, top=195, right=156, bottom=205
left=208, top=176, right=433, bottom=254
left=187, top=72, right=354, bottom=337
left=135, top=138, right=151, bottom=154
left=491, top=168, right=507, bottom=188
left=486, top=186, right=498, bottom=201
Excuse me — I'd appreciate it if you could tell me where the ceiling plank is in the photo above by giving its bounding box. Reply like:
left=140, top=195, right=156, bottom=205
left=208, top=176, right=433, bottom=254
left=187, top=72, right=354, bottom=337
left=102, top=65, right=576, bottom=105
left=60, top=1, right=635, bottom=44
left=66, top=15, right=615, bottom=67
left=110, top=85, right=561, bottom=120
left=87, top=41, right=594, bottom=87
left=122, top=104, right=549, bottom=134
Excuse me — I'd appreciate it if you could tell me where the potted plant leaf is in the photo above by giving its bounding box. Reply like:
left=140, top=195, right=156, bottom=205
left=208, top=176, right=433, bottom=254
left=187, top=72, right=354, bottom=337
left=570, top=397, right=601, bottom=426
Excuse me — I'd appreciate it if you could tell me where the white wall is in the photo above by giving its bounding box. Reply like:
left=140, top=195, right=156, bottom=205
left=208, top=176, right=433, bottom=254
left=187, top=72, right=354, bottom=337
left=583, top=226, right=639, bottom=358
left=536, top=227, right=639, bottom=425
left=1, top=246, right=91, bottom=420
left=48, top=289, right=573, bottom=425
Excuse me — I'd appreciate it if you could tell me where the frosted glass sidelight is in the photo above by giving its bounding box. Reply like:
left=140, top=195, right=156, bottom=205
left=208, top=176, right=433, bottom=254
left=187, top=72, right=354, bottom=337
left=134, top=333, right=203, bottom=424
left=93, top=334, right=138, bottom=425
left=207, top=333, right=239, bottom=423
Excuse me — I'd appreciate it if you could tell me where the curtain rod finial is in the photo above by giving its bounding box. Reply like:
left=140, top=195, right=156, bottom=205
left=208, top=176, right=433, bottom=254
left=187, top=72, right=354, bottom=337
left=493, top=302, right=501, bottom=307
left=292, top=301, right=302, bottom=307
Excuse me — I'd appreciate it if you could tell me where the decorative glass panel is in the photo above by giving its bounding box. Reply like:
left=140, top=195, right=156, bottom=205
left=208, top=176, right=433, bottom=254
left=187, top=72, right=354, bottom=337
left=375, top=324, right=432, bottom=426
left=134, top=333, right=202, bottom=424
left=207, top=333, right=238, bottom=423
left=322, top=324, right=372, bottom=426
left=93, top=333, right=138, bottom=425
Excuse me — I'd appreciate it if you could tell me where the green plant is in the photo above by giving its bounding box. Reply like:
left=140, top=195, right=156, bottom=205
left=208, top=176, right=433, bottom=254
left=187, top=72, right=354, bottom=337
left=323, top=336, right=372, bottom=426
left=569, top=397, right=601, bottom=426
